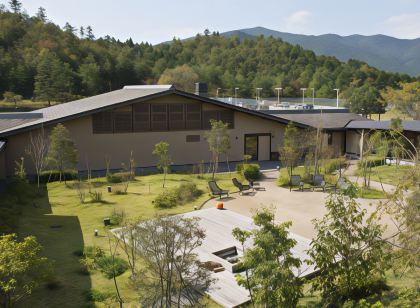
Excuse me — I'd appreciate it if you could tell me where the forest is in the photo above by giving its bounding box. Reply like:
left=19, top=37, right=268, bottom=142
left=0, top=1, right=417, bottom=104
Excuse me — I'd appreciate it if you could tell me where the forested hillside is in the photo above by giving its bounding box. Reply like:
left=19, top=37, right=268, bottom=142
left=0, top=2, right=415, bottom=103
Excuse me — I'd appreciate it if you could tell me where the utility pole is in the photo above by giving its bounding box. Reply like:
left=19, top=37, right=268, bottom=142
left=334, top=88, right=340, bottom=108
left=300, top=88, right=307, bottom=104
left=275, top=87, right=282, bottom=105
left=311, top=88, right=315, bottom=106
left=234, top=87, right=239, bottom=105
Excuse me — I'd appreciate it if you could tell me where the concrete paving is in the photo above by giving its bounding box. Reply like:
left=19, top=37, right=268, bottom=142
left=203, top=170, right=397, bottom=239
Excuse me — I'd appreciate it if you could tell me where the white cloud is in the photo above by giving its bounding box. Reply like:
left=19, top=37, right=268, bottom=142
left=285, top=10, right=312, bottom=33
left=382, top=13, right=420, bottom=39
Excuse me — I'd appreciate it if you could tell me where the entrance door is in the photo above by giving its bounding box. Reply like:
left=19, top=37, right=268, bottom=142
left=244, top=135, right=258, bottom=160
left=244, top=134, right=271, bottom=161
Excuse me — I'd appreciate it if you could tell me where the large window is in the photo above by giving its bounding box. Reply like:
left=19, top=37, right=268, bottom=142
left=92, top=102, right=234, bottom=134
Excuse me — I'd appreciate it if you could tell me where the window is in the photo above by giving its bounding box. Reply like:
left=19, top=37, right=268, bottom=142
left=133, top=103, right=150, bottom=131
left=186, top=135, right=200, bottom=142
left=169, top=103, right=185, bottom=130
left=219, top=110, right=234, bottom=128
left=113, top=106, right=132, bottom=133
left=151, top=104, right=168, bottom=131
left=186, top=103, right=202, bottom=129
left=92, top=111, right=113, bottom=134
left=202, top=110, right=219, bottom=130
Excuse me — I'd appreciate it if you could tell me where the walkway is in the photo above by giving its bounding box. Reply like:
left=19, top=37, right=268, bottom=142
left=202, top=170, right=396, bottom=239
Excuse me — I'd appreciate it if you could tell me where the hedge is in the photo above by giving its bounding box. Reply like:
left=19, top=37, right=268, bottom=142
left=236, top=163, right=261, bottom=180
left=39, top=169, right=78, bottom=183
left=357, top=156, right=386, bottom=169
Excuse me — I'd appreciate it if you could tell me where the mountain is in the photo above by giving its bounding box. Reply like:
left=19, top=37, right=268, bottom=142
left=219, top=27, right=420, bottom=76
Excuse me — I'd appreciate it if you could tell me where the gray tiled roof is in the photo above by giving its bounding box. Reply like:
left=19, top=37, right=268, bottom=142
left=346, top=120, right=420, bottom=132
left=270, top=112, right=369, bottom=129
left=0, top=85, right=174, bottom=136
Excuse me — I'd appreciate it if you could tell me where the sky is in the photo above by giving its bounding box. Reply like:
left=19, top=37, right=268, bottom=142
left=2, top=0, right=420, bottom=44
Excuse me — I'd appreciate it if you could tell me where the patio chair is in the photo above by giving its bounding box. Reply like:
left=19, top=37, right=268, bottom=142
left=312, top=174, right=327, bottom=192
left=289, top=175, right=304, bottom=192
left=244, top=174, right=260, bottom=190
left=232, top=178, right=252, bottom=195
left=208, top=181, right=229, bottom=199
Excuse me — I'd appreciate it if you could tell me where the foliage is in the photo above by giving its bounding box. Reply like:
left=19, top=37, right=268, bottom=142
left=232, top=208, right=303, bottom=307
left=14, top=156, right=26, bottom=180
left=153, top=182, right=202, bottom=208
left=96, top=255, right=129, bottom=279
left=152, top=141, right=172, bottom=188
left=0, top=5, right=413, bottom=101
left=47, top=124, right=78, bottom=182
left=279, top=122, right=304, bottom=178
left=0, top=234, right=52, bottom=308
left=110, top=208, right=126, bottom=225
left=236, top=163, right=260, bottom=180
left=344, top=84, right=387, bottom=116
left=106, top=172, right=131, bottom=183
left=357, top=156, right=387, bottom=169
left=39, top=169, right=78, bottom=183
left=158, top=64, right=198, bottom=92
left=308, top=188, right=390, bottom=304
left=2, top=90, right=22, bottom=106
left=382, top=81, right=420, bottom=119
left=25, top=128, right=49, bottom=188
left=135, top=215, right=213, bottom=307
left=205, top=119, right=230, bottom=179
left=322, top=156, right=347, bottom=174
left=83, top=289, right=113, bottom=302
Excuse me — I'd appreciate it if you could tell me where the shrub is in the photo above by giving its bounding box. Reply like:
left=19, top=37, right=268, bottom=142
left=110, top=208, right=126, bottom=225
left=96, top=256, right=129, bottom=279
left=357, top=156, right=386, bottom=169
left=83, top=246, right=105, bottom=259
left=175, top=182, right=203, bottom=202
left=111, top=184, right=127, bottom=195
left=39, top=169, right=78, bottom=183
left=84, top=289, right=112, bottom=302
left=154, top=191, right=178, bottom=208
left=277, top=174, right=290, bottom=187
left=322, top=157, right=347, bottom=174
left=236, top=163, right=260, bottom=180
left=106, top=172, right=132, bottom=183
left=89, top=190, right=103, bottom=202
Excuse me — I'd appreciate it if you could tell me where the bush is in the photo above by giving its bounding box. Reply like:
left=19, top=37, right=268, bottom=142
left=175, top=182, right=203, bottom=202
left=322, top=157, right=347, bottom=174
left=39, top=169, right=78, bottom=183
left=110, top=208, right=126, bottom=225
left=84, top=289, right=112, bottom=302
left=96, top=256, right=129, bottom=279
left=106, top=172, right=132, bottom=183
left=83, top=246, right=105, bottom=259
left=154, top=191, right=178, bottom=208
left=236, top=163, right=260, bottom=180
left=89, top=190, right=103, bottom=202
left=357, top=156, right=386, bottom=169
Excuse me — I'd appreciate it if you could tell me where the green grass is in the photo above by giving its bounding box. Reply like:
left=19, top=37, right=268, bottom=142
left=371, top=108, right=413, bottom=121
left=0, top=99, right=60, bottom=111
left=9, top=172, right=237, bottom=307
left=277, top=166, right=339, bottom=189
left=355, top=165, right=418, bottom=189
left=356, top=187, right=387, bottom=199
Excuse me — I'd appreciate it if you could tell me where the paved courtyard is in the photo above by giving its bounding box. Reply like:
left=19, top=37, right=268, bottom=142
left=203, top=170, right=396, bottom=239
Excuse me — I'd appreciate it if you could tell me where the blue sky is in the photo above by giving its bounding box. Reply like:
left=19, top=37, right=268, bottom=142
left=3, top=0, right=420, bottom=44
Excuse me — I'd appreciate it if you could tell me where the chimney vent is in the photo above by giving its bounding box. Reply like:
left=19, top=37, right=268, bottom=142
left=195, top=82, right=208, bottom=97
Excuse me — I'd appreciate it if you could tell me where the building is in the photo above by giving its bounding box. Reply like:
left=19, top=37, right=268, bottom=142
left=0, top=85, right=309, bottom=179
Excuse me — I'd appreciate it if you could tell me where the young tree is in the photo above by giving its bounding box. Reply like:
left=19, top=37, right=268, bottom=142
left=3, top=91, right=22, bottom=108
left=152, top=141, right=172, bottom=188
left=25, top=128, right=49, bottom=188
left=205, top=119, right=230, bottom=179
left=345, top=85, right=386, bottom=117
left=47, top=124, right=78, bottom=182
left=382, top=81, right=420, bottom=120
left=0, top=234, right=52, bottom=308
left=8, top=0, right=22, bottom=14
left=308, top=187, right=390, bottom=304
left=157, top=64, right=198, bottom=92
left=279, top=121, right=303, bottom=178
left=135, top=216, right=213, bottom=307
left=233, top=208, right=303, bottom=307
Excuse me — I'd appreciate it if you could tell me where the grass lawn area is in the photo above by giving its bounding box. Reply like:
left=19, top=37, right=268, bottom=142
left=0, top=99, right=59, bottom=111
left=355, top=165, right=418, bottom=189
left=12, top=172, right=237, bottom=307
left=371, top=108, right=413, bottom=121
left=277, top=166, right=340, bottom=189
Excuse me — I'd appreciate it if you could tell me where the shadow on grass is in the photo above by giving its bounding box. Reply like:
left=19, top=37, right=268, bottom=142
left=13, top=182, right=92, bottom=308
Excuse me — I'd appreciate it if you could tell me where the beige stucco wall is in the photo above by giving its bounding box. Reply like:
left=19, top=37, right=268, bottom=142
left=2, top=94, right=287, bottom=177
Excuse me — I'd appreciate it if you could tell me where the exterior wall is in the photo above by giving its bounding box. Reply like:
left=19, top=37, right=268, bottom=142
left=0, top=150, right=6, bottom=179
left=331, top=131, right=345, bottom=156
left=346, top=130, right=361, bottom=155
left=3, top=95, right=287, bottom=176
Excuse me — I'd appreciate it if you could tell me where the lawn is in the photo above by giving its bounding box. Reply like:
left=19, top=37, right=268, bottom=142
left=0, top=99, right=59, bottom=111
left=355, top=164, right=418, bottom=189
left=371, top=108, right=413, bottom=121
left=11, top=172, right=237, bottom=307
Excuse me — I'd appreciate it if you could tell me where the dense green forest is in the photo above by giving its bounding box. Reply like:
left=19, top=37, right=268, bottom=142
left=0, top=1, right=416, bottom=103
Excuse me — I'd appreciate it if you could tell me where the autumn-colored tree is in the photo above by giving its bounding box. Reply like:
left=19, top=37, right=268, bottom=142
left=158, top=64, right=198, bottom=92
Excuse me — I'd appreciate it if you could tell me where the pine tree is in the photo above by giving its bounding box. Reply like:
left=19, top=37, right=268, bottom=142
left=36, top=7, right=47, bottom=22
left=86, top=26, right=95, bottom=40
left=8, top=0, right=22, bottom=14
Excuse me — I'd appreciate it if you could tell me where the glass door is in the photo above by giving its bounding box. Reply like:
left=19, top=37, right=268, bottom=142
left=244, top=135, right=258, bottom=161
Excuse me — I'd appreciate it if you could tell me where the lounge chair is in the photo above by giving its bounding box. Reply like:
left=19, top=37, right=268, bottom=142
left=289, top=175, right=304, bottom=192
left=244, top=174, right=260, bottom=190
left=312, top=174, right=336, bottom=192
left=208, top=181, right=229, bottom=199
left=232, top=178, right=252, bottom=195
